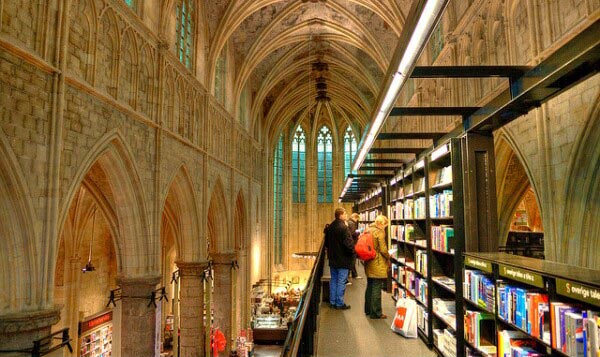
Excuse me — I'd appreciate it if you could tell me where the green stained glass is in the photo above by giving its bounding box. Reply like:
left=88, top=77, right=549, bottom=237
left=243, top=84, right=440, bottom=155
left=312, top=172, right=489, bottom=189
left=292, top=127, right=306, bottom=203
left=317, top=126, right=333, bottom=203
left=273, top=135, right=284, bottom=264
left=176, top=0, right=194, bottom=69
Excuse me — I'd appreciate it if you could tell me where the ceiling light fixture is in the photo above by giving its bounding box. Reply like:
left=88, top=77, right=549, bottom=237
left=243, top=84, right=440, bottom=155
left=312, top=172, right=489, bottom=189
left=351, top=0, right=449, bottom=173
left=82, top=207, right=98, bottom=273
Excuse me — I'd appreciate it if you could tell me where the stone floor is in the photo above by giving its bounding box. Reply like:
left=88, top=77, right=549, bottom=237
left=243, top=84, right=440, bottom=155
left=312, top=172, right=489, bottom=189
left=315, top=274, right=435, bottom=357
left=254, top=344, right=283, bottom=357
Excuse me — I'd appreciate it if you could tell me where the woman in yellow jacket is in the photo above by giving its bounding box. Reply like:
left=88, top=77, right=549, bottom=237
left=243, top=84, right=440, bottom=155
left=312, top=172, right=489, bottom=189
left=364, top=215, right=390, bottom=319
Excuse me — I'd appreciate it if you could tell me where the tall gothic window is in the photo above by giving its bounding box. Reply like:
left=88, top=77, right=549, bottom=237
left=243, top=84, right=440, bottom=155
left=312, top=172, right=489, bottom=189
left=273, top=134, right=284, bottom=264
left=176, top=0, right=194, bottom=69
left=292, top=127, right=306, bottom=203
left=344, top=126, right=357, bottom=179
left=317, top=126, right=333, bottom=203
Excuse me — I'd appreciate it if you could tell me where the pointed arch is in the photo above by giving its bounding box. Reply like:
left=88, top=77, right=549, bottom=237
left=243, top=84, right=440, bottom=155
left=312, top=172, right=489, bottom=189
left=343, top=125, right=357, bottom=179
left=96, top=8, right=120, bottom=97
left=58, top=131, right=151, bottom=279
left=0, top=132, right=38, bottom=313
left=562, top=95, right=600, bottom=269
left=291, top=125, right=306, bottom=203
left=162, top=165, right=202, bottom=262
left=234, top=191, right=248, bottom=251
left=317, top=125, right=334, bottom=203
left=208, top=178, right=229, bottom=254
left=495, top=129, right=543, bottom=247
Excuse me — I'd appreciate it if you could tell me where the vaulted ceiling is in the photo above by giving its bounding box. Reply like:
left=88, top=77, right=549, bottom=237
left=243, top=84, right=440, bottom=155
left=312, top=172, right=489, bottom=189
left=202, top=0, right=413, bottom=142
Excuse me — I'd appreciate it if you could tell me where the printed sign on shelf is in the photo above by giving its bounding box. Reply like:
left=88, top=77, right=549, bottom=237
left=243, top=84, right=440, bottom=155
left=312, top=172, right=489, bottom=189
left=465, top=257, right=492, bottom=273
left=556, top=278, right=600, bottom=308
left=499, top=264, right=544, bottom=288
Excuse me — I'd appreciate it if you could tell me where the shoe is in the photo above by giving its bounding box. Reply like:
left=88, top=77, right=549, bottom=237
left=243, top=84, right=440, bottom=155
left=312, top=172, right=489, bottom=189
left=369, top=314, right=387, bottom=319
left=336, top=304, right=351, bottom=310
left=328, top=303, right=336, bottom=308
left=355, top=276, right=363, bottom=279
left=345, top=281, right=352, bottom=285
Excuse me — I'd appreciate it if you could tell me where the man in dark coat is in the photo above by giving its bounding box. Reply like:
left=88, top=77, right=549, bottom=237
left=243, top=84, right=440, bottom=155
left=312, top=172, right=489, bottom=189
left=346, top=212, right=361, bottom=279
left=324, top=207, right=354, bottom=309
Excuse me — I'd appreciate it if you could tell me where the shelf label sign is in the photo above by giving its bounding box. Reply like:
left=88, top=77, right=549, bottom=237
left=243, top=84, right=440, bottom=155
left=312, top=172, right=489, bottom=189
left=556, top=278, right=600, bottom=308
left=79, top=310, right=113, bottom=334
left=499, top=264, right=544, bottom=288
left=465, top=257, right=492, bottom=273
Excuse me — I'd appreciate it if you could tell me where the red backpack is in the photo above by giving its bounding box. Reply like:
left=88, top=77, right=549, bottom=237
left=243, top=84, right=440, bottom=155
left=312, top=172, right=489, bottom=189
left=355, top=231, right=377, bottom=261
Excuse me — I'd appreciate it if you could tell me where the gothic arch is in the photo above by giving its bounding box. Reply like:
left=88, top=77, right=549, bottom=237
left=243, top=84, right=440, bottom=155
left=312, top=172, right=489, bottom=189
left=495, top=130, right=543, bottom=246
left=161, top=165, right=203, bottom=262
left=58, top=131, right=151, bottom=281
left=207, top=178, right=230, bottom=254
left=0, top=132, right=38, bottom=313
left=561, top=94, right=600, bottom=269
left=234, top=191, right=248, bottom=251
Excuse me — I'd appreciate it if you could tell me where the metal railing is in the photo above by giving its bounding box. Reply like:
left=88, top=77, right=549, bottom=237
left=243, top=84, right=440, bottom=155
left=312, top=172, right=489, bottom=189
left=281, top=241, right=326, bottom=357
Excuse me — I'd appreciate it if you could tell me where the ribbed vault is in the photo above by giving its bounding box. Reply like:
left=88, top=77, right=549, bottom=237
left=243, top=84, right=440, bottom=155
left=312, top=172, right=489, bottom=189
left=202, top=0, right=412, bottom=143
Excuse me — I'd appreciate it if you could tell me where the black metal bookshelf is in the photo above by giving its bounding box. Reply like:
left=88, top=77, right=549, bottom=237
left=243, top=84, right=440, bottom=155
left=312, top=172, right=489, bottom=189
left=463, top=252, right=600, bottom=357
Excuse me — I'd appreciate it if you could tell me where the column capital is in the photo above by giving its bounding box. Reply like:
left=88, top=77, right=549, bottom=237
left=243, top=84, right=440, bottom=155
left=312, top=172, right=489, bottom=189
left=176, top=261, right=209, bottom=277
left=0, top=307, right=61, bottom=335
left=0, top=308, right=61, bottom=350
left=117, top=275, right=161, bottom=296
left=211, top=252, right=236, bottom=265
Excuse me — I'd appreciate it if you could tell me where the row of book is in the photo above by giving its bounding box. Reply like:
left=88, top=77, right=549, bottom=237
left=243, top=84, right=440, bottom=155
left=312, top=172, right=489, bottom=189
left=390, top=201, right=404, bottom=220
left=498, top=329, right=544, bottom=357
left=463, top=270, right=495, bottom=312
left=431, top=165, right=452, bottom=187
left=551, top=304, right=599, bottom=357
left=418, top=304, right=429, bottom=336
left=434, top=298, right=457, bottom=330
left=464, top=310, right=496, bottom=354
left=434, top=329, right=457, bottom=357
left=432, top=225, right=454, bottom=253
left=403, top=198, right=427, bottom=219
left=390, top=224, right=404, bottom=241
left=430, top=190, right=453, bottom=218
left=416, top=250, right=428, bottom=277
left=359, top=209, right=378, bottom=222
left=497, top=283, right=550, bottom=342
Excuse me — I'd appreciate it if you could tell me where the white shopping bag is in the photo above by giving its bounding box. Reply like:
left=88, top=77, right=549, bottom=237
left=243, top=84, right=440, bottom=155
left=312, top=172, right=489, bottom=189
left=390, top=297, right=417, bottom=338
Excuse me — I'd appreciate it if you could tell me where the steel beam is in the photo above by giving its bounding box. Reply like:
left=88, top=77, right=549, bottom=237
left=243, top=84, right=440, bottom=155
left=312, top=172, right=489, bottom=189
left=363, top=159, right=405, bottom=164
left=377, top=132, right=446, bottom=140
left=369, top=147, right=423, bottom=154
left=466, top=19, right=600, bottom=133
left=411, top=65, right=532, bottom=78
left=389, top=107, right=480, bottom=117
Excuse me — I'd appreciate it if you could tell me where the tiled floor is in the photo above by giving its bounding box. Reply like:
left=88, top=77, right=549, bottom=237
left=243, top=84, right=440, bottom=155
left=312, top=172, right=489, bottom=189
left=316, top=274, right=435, bottom=357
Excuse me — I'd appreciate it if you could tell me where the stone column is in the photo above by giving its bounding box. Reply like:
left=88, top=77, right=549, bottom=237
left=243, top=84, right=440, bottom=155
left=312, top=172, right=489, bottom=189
left=176, top=261, right=208, bottom=357
left=0, top=308, right=61, bottom=355
left=212, top=252, right=235, bottom=355
left=117, top=276, right=160, bottom=357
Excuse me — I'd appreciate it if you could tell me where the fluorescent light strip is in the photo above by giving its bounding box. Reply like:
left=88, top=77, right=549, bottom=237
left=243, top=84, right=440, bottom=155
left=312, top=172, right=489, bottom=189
left=431, top=143, right=450, bottom=161
left=351, top=0, right=447, bottom=173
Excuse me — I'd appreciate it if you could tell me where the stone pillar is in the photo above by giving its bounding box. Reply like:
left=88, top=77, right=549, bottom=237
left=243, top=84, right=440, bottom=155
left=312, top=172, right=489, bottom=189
left=212, top=253, right=235, bottom=355
left=117, top=276, right=160, bottom=357
left=0, top=308, right=61, bottom=355
left=176, top=261, right=208, bottom=357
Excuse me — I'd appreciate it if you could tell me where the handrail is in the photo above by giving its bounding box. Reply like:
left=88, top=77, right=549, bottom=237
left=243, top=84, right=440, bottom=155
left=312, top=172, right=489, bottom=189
left=281, top=240, right=326, bottom=357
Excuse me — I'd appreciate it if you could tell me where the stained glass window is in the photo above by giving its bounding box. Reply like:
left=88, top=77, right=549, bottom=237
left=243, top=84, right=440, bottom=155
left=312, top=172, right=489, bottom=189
left=176, top=0, right=194, bottom=69
left=317, top=126, right=333, bottom=203
left=273, top=134, right=284, bottom=264
left=292, top=127, right=306, bottom=203
left=344, top=126, right=357, bottom=179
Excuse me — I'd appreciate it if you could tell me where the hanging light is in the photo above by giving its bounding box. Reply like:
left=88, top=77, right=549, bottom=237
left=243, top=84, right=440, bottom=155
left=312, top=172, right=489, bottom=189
left=82, top=207, right=97, bottom=273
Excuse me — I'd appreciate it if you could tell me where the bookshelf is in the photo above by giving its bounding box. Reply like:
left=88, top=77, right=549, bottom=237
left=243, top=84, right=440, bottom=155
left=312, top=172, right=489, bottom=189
left=463, top=252, right=600, bottom=357
left=357, top=189, right=383, bottom=232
